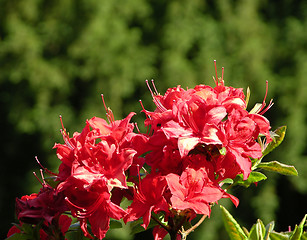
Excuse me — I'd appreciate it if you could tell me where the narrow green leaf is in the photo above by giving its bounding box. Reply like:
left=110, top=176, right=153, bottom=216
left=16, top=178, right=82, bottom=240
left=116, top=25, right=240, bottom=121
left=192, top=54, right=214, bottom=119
left=220, top=205, right=248, bottom=240
left=290, top=225, right=300, bottom=240
left=262, top=126, right=287, bottom=157
left=264, top=221, right=275, bottom=240
left=5, top=233, right=29, bottom=240
left=290, top=214, right=307, bottom=240
left=257, top=161, right=298, bottom=176
left=234, top=172, right=267, bottom=188
left=258, top=219, right=266, bottom=239
left=249, top=220, right=265, bottom=240
left=248, top=223, right=261, bottom=240
left=270, top=231, right=291, bottom=240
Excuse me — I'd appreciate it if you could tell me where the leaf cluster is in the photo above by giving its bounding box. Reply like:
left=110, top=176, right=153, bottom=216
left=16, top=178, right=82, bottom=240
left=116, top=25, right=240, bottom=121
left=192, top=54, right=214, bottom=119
left=221, top=206, right=307, bottom=240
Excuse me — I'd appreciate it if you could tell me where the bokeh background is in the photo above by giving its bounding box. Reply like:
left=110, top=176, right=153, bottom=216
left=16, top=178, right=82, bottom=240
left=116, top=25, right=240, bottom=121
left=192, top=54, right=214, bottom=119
left=1, top=0, right=307, bottom=239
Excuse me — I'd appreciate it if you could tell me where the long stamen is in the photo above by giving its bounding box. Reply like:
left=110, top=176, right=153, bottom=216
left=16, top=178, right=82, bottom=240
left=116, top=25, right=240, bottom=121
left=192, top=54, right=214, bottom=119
left=59, top=115, right=69, bottom=140
left=59, top=115, right=75, bottom=150
left=108, top=108, right=115, bottom=123
left=139, top=100, right=147, bottom=116
left=151, top=79, right=159, bottom=95
left=257, top=80, right=269, bottom=114
left=146, top=80, right=167, bottom=112
left=214, top=60, right=218, bottom=86
left=33, top=171, right=44, bottom=186
left=259, top=99, right=274, bottom=115
left=65, top=196, right=105, bottom=219
left=60, top=129, right=75, bottom=150
left=153, top=98, right=168, bottom=112
left=146, top=80, right=154, bottom=97
left=134, top=122, right=141, bottom=134
left=263, top=80, right=269, bottom=105
left=35, top=156, right=58, bottom=176
left=139, top=100, right=151, bottom=135
left=101, top=94, right=114, bottom=123
left=40, top=169, right=47, bottom=186
left=221, top=67, right=224, bottom=82
left=59, top=115, right=65, bottom=131
left=101, top=94, right=108, bottom=113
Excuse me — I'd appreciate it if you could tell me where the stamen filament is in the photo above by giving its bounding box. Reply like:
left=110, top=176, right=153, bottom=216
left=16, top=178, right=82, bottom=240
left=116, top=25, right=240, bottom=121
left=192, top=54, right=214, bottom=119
left=40, top=169, right=47, bottom=186
left=146, top=80, right=155, bottom=98
left=35, top=156, right=58, bottom=176
left=134, top=122, right=141, bottom=134
left=33, top=171, right=44, bottom=186
left=214, top=60, right=218, bottom=86
left=101, top=94, right=108, bottom=113
left=151, top=79, right=159, bottom=95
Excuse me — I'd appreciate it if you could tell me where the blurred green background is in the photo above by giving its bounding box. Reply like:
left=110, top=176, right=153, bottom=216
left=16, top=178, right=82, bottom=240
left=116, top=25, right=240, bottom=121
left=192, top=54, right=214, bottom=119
left=1, top=0, right=307, bottom=239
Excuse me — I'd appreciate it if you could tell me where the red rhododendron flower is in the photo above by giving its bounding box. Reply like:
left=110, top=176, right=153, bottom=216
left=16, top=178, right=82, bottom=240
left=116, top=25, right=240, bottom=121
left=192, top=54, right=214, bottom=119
left=219, top=108, right=269, bottom=180
left=16, top=185, right=68, bottom=225
left=124, top=174, right=169, bottom=229
left=53, top=112, right=140, bottom=185
left=54, top=111, right=144, bottom=239
left=145, top=131, right=183, bottom=174
left=166, top=168, right=225, bottom=217
left=58, top=176, right=126, bottom=239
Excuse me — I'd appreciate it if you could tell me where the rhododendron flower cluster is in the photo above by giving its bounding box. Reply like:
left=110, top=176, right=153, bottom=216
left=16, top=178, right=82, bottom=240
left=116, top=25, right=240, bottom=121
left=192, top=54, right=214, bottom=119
left=8, top=62, right=276, bottom=240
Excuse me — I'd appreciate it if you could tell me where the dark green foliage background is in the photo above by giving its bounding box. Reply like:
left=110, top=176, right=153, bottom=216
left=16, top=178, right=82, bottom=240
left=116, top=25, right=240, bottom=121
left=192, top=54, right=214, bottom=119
left=1, top=0, right=307, bottom=239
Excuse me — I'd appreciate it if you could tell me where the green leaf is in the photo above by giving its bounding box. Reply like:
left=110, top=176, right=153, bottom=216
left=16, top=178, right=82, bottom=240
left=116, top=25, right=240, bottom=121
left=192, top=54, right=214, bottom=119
left=20, top=223, right=33, bottom=235
left=5, top=233, right=30, bottom=240
left=290, top=214, right=307, bottom=240
left=249, top=219, right=265, bottom=240
left=257, top=161, right=298, bottom=176
left=129, top=218, right=145, bottom=235
left=109, top=219, right=123, bottom=229
left=264, top=221, right=275, bottom=240
left=220, top=205, right=248, bottom=240
left=269, top=231, right=291, bottom=240
left=220, top=178, right=234, bottom=185
left=68, top=222, right=81, bottom=231
left=248, top=223, right=261, bottom=240
left=262, top=126, right=287, bottom=157
left=234, top=172, right=267, bottom=188
left=129, top=215, right=161, bottom=235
